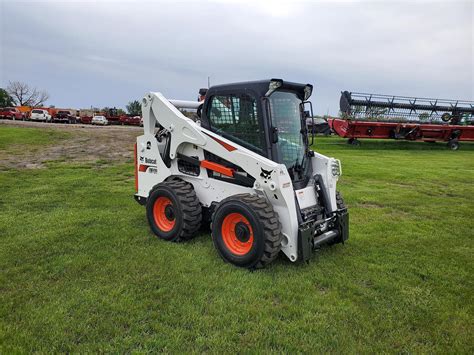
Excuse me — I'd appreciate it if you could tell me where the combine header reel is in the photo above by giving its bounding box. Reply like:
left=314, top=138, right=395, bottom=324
left=328, top=91, right=474, bottom=149
left=340, top=91, right=474, bottom=124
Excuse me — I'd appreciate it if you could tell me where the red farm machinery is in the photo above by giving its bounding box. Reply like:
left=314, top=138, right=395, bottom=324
left=328, top=91, right=474, bottom=150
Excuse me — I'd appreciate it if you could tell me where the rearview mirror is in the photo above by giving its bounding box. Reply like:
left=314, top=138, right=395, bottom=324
left=302, top=101, right=315, bottom=146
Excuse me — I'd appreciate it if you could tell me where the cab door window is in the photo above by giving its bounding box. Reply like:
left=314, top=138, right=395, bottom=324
left=208, top=94, right=263, bottom=153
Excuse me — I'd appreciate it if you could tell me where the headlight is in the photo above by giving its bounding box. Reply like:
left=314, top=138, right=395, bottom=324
left=331, top=159, right=342, bottom=177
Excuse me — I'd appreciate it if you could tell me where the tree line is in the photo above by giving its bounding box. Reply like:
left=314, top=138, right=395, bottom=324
left=0, top=81, right=142, bottom=116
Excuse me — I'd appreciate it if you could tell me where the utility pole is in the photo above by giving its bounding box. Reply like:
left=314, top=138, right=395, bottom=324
left=207, top=76, right=210, bottom=88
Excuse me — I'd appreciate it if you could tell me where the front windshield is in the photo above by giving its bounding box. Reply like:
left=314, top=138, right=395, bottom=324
left=269, top=91, right=306, bottom=170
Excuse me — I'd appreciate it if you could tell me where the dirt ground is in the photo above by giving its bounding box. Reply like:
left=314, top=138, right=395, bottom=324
left=0, top=120, right=141, bottom=169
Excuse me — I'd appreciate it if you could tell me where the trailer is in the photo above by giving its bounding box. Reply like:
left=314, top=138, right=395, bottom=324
left=329, top=92, right=474, bottom=150
left=328, top=118, right=474, bottom=150
left=120, top=115, right=141, bottom=126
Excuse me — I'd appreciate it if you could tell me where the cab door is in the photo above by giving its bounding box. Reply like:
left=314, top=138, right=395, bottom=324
left=201, top=90, right=269, bottom=157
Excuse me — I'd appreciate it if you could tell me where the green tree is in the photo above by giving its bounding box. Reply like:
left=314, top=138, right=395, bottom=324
left=0, top=88, right=14, bottom=107
left=126, top=100, right=142, bottom=116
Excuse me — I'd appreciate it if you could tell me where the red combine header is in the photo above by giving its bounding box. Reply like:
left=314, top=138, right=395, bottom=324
left=328, top=92, right=474, bottom=150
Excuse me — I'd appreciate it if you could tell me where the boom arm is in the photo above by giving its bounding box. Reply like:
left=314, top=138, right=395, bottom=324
left=142, top=92, right=282, bottom=174
left=142, top=92, right=207, bottom=158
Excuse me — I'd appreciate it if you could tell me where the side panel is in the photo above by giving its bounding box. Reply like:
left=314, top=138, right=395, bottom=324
left=175, top=143, right=253, bottom=206
left=265, top=175, right=300, bottom=262
left=295, top=185, right=318, bottom=209
left=136, top=134, right=170, bottom=196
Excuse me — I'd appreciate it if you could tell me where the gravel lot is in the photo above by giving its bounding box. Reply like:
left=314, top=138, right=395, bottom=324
left=0, top=120, right=141, bottom=169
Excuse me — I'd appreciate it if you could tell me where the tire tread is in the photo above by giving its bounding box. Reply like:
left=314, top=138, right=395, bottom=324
left=211, top=193, right=282, bottom=269
left=150, top=178, right=202, bottom=242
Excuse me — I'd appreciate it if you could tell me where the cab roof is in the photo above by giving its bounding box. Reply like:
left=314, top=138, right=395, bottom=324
left=206, top=79, right=312, bottom=101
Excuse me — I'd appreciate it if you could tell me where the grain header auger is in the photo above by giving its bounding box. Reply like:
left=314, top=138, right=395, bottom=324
left=134, top=79, right=349, bottom=269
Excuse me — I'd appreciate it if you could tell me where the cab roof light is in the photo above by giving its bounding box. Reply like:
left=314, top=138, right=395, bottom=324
left=265, top=79, right=283, bottom=97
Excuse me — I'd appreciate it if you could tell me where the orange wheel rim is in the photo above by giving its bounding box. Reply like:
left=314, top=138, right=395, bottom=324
left=153, top=197, right=176, bottom=232
left=221, top=213, right=254, bottom=255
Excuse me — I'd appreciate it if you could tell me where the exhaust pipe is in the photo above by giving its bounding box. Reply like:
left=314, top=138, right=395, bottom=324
left=168, top=99, right=202, bottom=110
left=313, top=230, right=339, bottom=248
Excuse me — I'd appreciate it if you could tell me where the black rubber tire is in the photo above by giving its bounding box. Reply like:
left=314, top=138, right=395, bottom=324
left=447, top=140, right=459, bottom=151
left=146, top=179, right=202, bottom=242
left=211, top=194, right=282, bottom=269
left=441, top=113, right=451, bottom=122
left=348, top=138, right=361, bottom=146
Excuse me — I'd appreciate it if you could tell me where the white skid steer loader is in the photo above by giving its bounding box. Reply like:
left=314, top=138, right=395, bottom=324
left=134, top=79, right=349, bottom=269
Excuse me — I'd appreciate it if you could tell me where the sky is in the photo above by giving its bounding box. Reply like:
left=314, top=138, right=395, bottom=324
left=0, top=0, right=472, bottom=115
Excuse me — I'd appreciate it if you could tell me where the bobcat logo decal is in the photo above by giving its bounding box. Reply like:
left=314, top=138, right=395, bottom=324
left=260, top=168, right=273, bottom=180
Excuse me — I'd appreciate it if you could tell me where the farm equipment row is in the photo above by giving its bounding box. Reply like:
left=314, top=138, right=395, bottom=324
left=328, top=91, right=474, bottom=150
left=0, top=107, right=142, bottom=126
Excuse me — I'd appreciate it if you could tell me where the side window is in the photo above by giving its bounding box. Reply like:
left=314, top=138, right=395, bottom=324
left=208, top=94, right=262, bottom=151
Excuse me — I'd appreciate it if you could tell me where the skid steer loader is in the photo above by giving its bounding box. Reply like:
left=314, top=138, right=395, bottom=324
left=134, top=79, right=348, bottom=269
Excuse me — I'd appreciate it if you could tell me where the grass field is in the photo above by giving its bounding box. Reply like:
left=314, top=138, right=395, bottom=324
left=0, top=125, right=71, bottom=153
left=1, top=126, right=473, bottom=353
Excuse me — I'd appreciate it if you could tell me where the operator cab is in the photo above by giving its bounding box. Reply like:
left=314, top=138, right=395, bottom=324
left=200, top=79, right=314, bottom=187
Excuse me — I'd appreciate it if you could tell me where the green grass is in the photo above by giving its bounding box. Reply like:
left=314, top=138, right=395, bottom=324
left=0, top=129, right=473, bottom=353
left=0, top=125, right=70, bottom=152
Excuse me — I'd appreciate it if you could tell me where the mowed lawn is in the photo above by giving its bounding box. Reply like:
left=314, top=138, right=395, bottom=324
left=0, top=126, right=473, bottom=353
